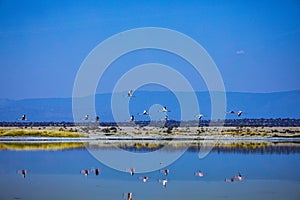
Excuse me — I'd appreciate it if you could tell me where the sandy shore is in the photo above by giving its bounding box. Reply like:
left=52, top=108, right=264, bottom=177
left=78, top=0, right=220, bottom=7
left=1, top=126, right=300, bottom=141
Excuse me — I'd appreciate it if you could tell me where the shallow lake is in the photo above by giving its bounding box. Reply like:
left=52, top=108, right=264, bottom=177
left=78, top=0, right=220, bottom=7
left=0, top=140, right=300, bottom=200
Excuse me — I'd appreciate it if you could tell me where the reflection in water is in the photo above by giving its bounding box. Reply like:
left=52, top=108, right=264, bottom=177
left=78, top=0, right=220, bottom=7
left=1, top=141, right=300, bottom=154
left=138, top=176, right=150, bottom=183
left=225, top=172, right=245, bottom=183
left=0, top=142, right=85, bottom=151
left=86, top=141, right=300, bottom=154
left=80, top=169, right=90, bottom=176
left=126, top=168, right=135, bottom=176
left=160, top=169, right=169, bottom=176
left=0, top=140, right=300, bottom=200
left=16, top=169, right=28, bottom=178
left=194, top=170, right=204, bottom=177
left=92, top=168, right=101, bottom=176
left=158, top=179, right=168, bottom=188
left=123, top=192, right=133, bottom=200
left=80, top=167, right=101, bottom=176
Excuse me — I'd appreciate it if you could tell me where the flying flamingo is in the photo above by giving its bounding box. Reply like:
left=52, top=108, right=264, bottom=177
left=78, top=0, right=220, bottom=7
left=17, top=114, right=27, bottom=121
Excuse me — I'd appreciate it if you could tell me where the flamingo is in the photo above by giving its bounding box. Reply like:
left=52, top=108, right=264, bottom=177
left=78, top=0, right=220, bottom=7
left=159, top=106, right=171, bottom=113
left=17, top=169, right=28, bottom=178
left=227, top=110, right=236, bottom=114
left=91, top=168, right=101, bottom=176
left=195, top=114, right=204, bottom=120
left=127, top=90, right=133, bottom=97
left=163, top=115, right=168, bottom=121
left=17, top=114, right=27, bottom=121
left=227, top=110, right=244, bottom=117
left=130, top=115, right=135, bottom=122
left=126, top=168, right=135, bottom=176
left=80, top=169, right=90, bottom=176
left=138, top=110, right=149, bottom=115
left=237, top=111, right=243, bottom=117
left=123, top=192, right=133, bottom=200
left=225, top=177, right=235, bottom=182
left=138, top=176, right=150, bottom=183
left=194, top=170, right=204, bottom=177
left=158, top=179, right=168, bottom=188
left=82, top=114, right=89, bottom=121
left=160, top=169, right=169, bottom=176
left=236, top=172, right=244, bottom=181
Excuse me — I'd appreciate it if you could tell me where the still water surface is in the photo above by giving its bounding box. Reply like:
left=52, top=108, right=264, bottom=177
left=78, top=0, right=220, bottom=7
left=0, top=141, right=299, bottom=200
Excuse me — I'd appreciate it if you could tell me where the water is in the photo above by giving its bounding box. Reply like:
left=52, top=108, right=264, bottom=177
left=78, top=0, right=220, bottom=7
left=0, top=141, right=300, bottom=200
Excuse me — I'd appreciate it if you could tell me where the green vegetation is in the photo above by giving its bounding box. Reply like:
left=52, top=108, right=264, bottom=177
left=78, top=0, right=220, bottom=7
left=0, top=129, right=86, bottom=138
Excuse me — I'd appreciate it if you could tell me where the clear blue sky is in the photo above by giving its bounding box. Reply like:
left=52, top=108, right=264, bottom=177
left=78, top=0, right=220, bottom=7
left=0, top=0, right=299, bottom=99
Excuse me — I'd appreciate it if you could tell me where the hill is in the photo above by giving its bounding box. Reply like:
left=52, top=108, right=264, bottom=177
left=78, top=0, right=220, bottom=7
left=0, top=90, right=299, bottom=122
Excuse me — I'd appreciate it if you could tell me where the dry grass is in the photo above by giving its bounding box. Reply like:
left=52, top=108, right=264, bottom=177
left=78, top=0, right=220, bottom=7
left=221, top=130, right=268, bottom=137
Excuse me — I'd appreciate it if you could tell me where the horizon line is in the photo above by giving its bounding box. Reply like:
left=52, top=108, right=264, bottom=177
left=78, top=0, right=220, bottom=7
left=2, top=89, right=300, bottom=101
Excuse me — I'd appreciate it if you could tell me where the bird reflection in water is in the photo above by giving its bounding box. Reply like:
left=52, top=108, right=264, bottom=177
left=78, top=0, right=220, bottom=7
left=80, top=169, right=90, bottom=176
left=160, top=169, right=169, bottom=176
left=123, top=192, right=133, bottom=200
left=126, top=168, right=135, bottom=176
left=16, top=169, right=28, bottom=178
left=158, top=179, right=168, bottom=188
left=91, top=168, right=101, bottom=176
left=138, top=176, right=150, bottom=183
left=194, top=170, right=205, bottom=177
left=225, top=172, right=245, bottom=182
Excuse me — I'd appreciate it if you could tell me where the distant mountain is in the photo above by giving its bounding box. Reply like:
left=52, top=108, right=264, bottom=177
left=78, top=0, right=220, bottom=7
left=0, top=90, right=299, bottom=122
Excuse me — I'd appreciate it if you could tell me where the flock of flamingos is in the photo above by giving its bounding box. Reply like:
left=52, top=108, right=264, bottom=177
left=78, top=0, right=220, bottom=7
left=17, top=167, right=245, bottom=200
left=14, top=89, right=246, bottom=200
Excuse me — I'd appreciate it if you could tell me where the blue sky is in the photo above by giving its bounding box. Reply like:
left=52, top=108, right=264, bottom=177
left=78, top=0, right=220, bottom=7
left=0, top=0, right=300, bottom=99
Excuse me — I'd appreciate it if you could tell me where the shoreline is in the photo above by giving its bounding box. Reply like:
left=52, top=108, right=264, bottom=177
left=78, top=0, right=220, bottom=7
left=1, top=138, right=300, bottom=153
left=0, top=126, right=300, bottom=142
